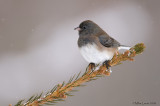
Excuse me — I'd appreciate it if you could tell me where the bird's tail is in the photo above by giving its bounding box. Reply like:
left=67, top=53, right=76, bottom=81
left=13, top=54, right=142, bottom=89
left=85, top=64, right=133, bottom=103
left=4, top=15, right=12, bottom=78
left=118, top=45, right=131, bottom=50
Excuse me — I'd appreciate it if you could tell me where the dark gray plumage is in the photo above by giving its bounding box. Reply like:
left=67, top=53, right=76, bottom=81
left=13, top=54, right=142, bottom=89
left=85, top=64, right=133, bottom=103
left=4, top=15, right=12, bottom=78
left=98, top=35, right=120, bottom=48
left=77, top=20, right=120, bottom=48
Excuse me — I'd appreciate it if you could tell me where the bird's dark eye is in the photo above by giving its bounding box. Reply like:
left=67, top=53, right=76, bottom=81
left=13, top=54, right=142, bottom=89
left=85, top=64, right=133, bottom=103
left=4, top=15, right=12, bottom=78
left=83, top=26, right=86, bottom=29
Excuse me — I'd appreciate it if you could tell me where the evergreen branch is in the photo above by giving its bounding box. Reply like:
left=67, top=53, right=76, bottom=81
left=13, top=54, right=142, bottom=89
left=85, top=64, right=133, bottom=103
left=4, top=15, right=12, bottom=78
left=12, top=43, right=145, bottom=106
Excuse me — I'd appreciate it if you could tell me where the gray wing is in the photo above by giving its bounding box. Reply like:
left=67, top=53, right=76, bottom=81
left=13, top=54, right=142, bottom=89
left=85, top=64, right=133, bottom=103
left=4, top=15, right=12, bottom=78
left=98, top=35, right=120, bottom=48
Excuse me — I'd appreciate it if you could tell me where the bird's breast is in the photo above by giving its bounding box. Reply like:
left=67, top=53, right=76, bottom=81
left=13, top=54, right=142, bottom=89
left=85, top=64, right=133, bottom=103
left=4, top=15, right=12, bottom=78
left=79, top=43, right=115, bottom=64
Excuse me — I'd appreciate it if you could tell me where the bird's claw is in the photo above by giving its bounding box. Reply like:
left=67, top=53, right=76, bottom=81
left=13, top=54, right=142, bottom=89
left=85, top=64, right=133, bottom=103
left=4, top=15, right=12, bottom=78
left=88, top=63, right=96, bottom=71
left=103, top=60, right=111, bottom=69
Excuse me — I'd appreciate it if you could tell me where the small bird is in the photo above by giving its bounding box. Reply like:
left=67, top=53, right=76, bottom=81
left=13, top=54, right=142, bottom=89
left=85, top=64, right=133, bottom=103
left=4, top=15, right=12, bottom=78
left=75, top=20, right=130, bottom=71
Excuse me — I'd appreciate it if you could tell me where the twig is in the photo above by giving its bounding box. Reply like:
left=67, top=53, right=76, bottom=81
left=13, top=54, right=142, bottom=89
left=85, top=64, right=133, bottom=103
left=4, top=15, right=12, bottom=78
left=13, top=43, right=145, bottom=106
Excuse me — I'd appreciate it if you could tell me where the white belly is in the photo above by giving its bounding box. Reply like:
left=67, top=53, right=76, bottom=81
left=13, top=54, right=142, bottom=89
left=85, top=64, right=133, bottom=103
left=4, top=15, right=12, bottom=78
left=79, top=44, right=114, bottom=64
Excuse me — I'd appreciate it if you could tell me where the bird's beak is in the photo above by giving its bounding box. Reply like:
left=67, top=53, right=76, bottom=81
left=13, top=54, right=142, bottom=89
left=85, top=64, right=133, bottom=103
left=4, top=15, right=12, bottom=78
left=74, top=27, right=81, bottom=31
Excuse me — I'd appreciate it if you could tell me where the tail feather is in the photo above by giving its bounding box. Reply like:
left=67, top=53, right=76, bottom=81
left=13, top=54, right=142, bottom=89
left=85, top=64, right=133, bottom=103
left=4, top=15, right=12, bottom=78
left=118, top=45, right=131, bottom=50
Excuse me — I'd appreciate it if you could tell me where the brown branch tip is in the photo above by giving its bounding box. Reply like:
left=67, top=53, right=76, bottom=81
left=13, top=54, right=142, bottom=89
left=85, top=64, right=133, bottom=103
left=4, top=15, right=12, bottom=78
left=13, top=43, right=145, bottom=106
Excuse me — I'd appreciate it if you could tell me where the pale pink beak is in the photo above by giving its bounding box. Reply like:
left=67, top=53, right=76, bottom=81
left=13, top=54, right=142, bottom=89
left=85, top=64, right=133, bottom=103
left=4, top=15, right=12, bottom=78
left=74, top=27, right=81, bottom=31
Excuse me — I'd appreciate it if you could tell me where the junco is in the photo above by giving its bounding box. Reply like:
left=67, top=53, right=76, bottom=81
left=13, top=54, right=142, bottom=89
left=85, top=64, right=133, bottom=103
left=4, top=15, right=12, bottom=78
left=75, top=20, right=130, bottom=71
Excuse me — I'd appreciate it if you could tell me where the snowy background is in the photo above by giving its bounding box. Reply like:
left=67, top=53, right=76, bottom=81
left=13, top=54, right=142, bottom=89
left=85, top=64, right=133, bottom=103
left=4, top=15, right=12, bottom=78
left=0, top=0, right=160, bottom=106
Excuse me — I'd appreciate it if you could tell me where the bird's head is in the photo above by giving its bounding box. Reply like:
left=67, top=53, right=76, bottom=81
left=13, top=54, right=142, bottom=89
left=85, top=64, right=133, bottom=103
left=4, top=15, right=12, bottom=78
left=74, top=20, right=104, bottom=36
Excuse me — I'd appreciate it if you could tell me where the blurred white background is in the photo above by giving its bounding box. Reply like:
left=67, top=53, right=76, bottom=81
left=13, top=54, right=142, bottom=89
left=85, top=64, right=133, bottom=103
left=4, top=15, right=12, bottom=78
left=0, top=0, right=160, bottom=106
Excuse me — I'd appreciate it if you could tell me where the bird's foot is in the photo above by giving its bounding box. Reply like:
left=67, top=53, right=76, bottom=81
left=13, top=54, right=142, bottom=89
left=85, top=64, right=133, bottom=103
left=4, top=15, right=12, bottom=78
left=103, top=60, right=112, bottom=75
left=88, top=63, right=96, bottom=71
left=103, top=60, right=111, bottom=69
